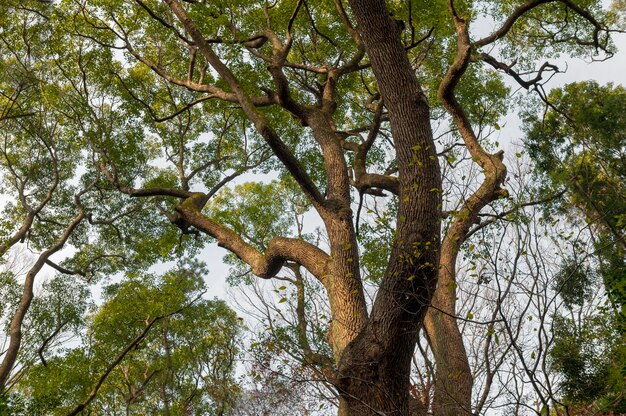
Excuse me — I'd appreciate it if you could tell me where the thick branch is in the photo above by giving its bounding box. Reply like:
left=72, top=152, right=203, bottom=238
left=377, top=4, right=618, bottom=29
left=176, top=194, right=330, bottom=284
left=474, top=0, right=554, bottom=47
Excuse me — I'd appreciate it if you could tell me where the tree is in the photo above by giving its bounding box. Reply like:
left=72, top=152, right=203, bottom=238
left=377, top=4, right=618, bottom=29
left=525, top=81, right=626, bottom=414
left=0, top=0, right=90, bottom=389
left=1, top=0, right=623, bottom=415
left=8, top=262, right=243, bottom=415
left=526, top=81, right=626, bottom=310
left=0, top=3, right=175, bottom=398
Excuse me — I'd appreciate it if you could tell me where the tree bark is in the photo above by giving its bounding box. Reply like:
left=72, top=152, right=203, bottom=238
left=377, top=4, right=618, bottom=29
left=424, top=263, right=473, bottom=416
left=421, top=4, right=509, bottom=414
left=336, top=0, right=441, bottom=414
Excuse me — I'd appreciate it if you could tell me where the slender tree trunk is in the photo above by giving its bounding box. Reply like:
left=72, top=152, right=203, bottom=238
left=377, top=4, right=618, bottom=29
left=0, top=210, right=84, bottom=391
left=424, top=255, right=473, bottom=415
left=421, top=5, right=509, bottom=414
left=336, top=0, right=442, bottom=413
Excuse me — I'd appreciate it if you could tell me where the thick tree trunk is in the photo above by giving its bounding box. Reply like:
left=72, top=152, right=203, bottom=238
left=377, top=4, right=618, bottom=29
left=336, top=0, right=441, bottom=414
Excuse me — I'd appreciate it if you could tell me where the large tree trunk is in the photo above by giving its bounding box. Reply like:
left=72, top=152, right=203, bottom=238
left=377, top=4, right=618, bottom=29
left=336, top=0, right=441, bottom=413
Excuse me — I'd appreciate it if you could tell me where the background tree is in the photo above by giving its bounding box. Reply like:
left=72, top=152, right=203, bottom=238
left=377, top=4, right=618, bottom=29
left=8, top=262, right=243, bottom=416
left=525, top=81, right=626, bottom=414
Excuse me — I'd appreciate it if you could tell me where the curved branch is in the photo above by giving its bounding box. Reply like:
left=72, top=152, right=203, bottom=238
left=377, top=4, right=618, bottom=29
left=438, top=6, right=507, bottom=197
left=425, top=4, right=509, bottom=413
left=124, top=45, right=274, bottom=106
left=475, top=0, right=614, bottom=49
left=478, top=53, right=560, bottom=90
left=349, top=101, right=399, bottom=196
left=0, top=205, right=86, bottom=390
left=474, top=0, right=554, bottom=47
left=176, top=194, right=330, bottom=284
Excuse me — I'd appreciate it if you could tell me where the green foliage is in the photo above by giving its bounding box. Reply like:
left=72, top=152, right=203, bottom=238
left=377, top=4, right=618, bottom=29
left=527, top=81, right=626, bottom=412
left=210, top=181, right=295, bottom=251
left=0, top=272, right=21, bottom=321
left=21, top=275, right=90, bottom=362
left=550, top=314, right=626, bottom=412
left=525, top=81, right=626, bottom=313
left=552, top=257, right=595, bottom=309
left=11, top=262, right=243, bottom=415
left=525, top=81, right=626, bottom=227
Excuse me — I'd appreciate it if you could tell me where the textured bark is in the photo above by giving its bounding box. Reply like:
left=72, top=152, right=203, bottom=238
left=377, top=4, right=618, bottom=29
left=424, top=261, right=473, bottom=416
left=306, top=112, right=369, bottom=359
left=337, top=0, right=441, bottom=413
left=176, top=194, right=331, bottom=283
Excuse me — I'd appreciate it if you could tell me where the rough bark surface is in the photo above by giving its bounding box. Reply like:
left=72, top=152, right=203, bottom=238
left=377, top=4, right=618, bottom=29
left=337, top=0, right=442, bottom=414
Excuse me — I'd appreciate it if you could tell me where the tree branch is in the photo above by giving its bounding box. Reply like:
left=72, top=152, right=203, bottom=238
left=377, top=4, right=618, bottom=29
left=474, top=0, right=554, bottom=47
left=479, top=53, right=560, bottom=90
left=0, top=204, right=86, bottom=390
left=163, top=0, right=327, bottom=209
left=65, top=316, right=159, bottom=416
left=176, top=193, right=330, bottom=284
left=466, top=189, right=567, bottom=239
